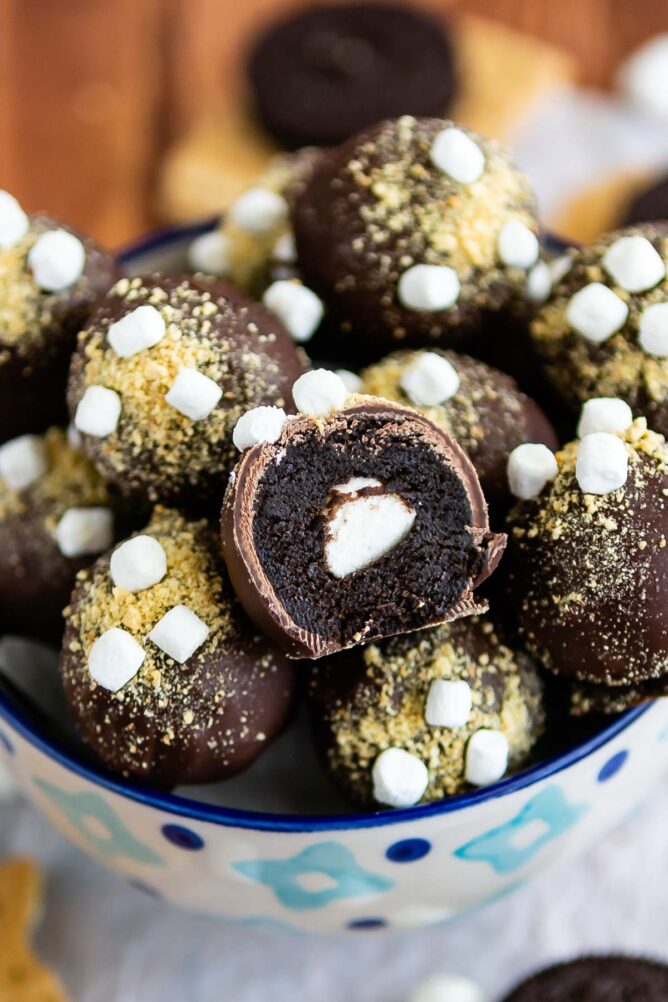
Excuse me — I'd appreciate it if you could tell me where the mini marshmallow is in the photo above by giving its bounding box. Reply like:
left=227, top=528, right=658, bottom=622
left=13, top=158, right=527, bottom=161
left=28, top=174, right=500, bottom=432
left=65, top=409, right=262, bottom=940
left=425, top=679, right=473, bottom=729
left=0, top=435, right=48, bottom=491
left=148, top=604, right=210, bottom=663
left=497, top=220, right=539, bottom=269
left=575, top=432, right=628, bottom=495
left=74, top=385, right=122, bottom=438
left=639, top=301, right=668, bottom=356
left=525, top=260, right=552, bottom=303
left=233, top=406, right=287, bottom=451
left=618, top=34, right=668, bottom=119
left=566, top=282, right=629, bottom=344
left=262, top=280, right=324, bottom=343
left=110, top=535, right=167, bottom=593
left=108, top=305, right=166, bottom=358
left=407, top=973, right=485, bottom=1002
left=28, top=229, right=85, bottom=291
left=0, top=190, right=29, bottom=248
left=507, top=443, right=558, bottom=500
left=372, top=747, right=429, bottom=808
left=228, top=187, right=288, bottom=235
left=187, top=230, right=231, bottom=276
left=398, top=264, right=460, bottom=312
left=334, top=369, right=363, bottom=394
left=292, top=369, right=348, bottom=417
left=429, top=127, right=485, bottom=184
left=332, top=477, right=382, bottom=494
left=165, top=367, right=222, bottom=421
left=465, top=729, right=509, bottom=786
left=549, top=254, right=574, bottom=286
left=325, top=494, right=416, bottom=578
left=272, top=231, right=297, bottom=263
left=88, top=627, right=145, bottom=692
left=577, top=398, right=633, bottom=438
left=55, top=507, right=114, bottom=558
left=602, top=235, right=665, bottom=293
left=399, top=352, right=460, bottom=407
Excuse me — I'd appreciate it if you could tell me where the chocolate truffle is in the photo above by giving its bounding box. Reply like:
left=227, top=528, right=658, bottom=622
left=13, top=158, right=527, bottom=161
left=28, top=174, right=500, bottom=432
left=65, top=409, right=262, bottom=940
left=531, top=225, right=668, bottom=435
left=501, top=956, right=668, bottom=1002
left=0, top=195, right=118, bottom=443
left=67, top=273, right=308, bottom=506
left=60, top=507, right=296, bottom=786
left=291, top=116, right=539, bottom=361
left=247, top=3, right=457, bottom=150
left=506, top=416, right=668, bottom=687
left=622, top=172, right=668, bottom=227
left=0, top=427, right=121, bottom=643
left=360, top=348, right=557, bottom=510
left=308, top=616, right=544, bottom=808
left=570, top=673, right=668, bottom=716
left=221, top=373, right=506, bottom=659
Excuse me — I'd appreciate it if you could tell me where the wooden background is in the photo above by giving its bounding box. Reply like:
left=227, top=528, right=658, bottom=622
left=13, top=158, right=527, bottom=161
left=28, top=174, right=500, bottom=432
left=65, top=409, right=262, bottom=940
left=0, top=0, right=666, bottom=248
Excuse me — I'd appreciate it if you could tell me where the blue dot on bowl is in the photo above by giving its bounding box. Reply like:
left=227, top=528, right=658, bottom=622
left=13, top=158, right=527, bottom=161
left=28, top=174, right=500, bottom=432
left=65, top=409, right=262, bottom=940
left=0, top=728, right=14, bottom=756
left=161, top=823, right=205, bottom=850
left=385, top=837, right=432, bottom=863
left=598, top=749, right=628, bottom=782
left=347, top=917, right=387, bottom=930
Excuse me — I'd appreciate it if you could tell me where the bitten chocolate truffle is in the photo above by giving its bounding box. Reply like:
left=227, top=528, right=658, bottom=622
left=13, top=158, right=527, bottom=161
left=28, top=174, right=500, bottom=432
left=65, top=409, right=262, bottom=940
left=506, top=417, right=668, bottom=687
left=0, top=195, right=118, bottom=443
left=60, top=507, right=296, bottom=786
left=67, top=274, right=308, bottom=506
left=622, top=172, right=668, bottom=227
left=530, top=225, right=668, bottom=434
left=247, top=3, right=457, bottom=150
left=291, top=116, right=539, bottom=361
left=221, top=374, right=506, bottom=659
left=360, top=349, right=557, bottom=510
left=501, top=956, right=668, bottom=1002
left=0, top=428, right=121, bottom=643
left=308, top=616, right=544, bottom=808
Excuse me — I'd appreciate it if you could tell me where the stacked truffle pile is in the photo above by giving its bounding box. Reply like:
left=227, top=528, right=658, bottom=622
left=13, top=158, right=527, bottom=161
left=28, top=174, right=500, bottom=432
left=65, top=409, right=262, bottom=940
left=3, top=109, right=668, bottom=812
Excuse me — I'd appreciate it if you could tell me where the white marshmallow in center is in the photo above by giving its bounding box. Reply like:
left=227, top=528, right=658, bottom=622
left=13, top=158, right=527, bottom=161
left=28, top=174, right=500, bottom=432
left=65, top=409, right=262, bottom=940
left=28, top=229, right=85, bottom=291
left=400, top=352, right=460, bottom=407
left=372, top=747, right=429, bottom=808
left=425, top=679, right=473, bottom=728
left=108, top=305, right=166, bottom=358
left=575, top=432, right=628, bottom=495
left=88, top=627, right=145, bottom=692
left=0, top=435, right=48, bottom=491
left=332, top=477, right=382, bottom=494
left=263, top=280, right=324, bottom=343
left=292, top=369, right=347, bottom=417
left=602, top=235, right=665, bottom=293
left=577, top=398, right=633, bottom=438
left=325, top=493, right=416, bottom=578
left=165, top=367, right=222, bottom=421
left=398, top=265, right=460, bottom=312
left=507, top=443, right=558, bottom=500
left=110, top=535, right=167, bottom=593
left=0, top=190, right=29, bottom=247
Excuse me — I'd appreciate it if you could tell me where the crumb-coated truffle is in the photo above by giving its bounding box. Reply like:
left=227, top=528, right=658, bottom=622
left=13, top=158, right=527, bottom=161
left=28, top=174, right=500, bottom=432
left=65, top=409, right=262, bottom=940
left=60, top=507, right=297, bottom=786
left=570, top=673, right=668, bottom=716
left=291, top=116, right=539, bottom=360
left=0, top=428, right=123, bottom=643
left=531, top=225, right=668, bottom=435
left=0, top=199, right=118, bottom=443
left=221, top=385, right=506, bottom=659
left=622, top=172, right=668, bottom=227
left=308, top=616, right=544, bottom=808
left=67, top=274, right=308, bottom=506
left=506, top=418, right=668, bottom=687
left=501, top=956, right=668, bottom=1002
left=360, top=348, right=557, bottom=509
left=247, top=3, right=457, bottom=150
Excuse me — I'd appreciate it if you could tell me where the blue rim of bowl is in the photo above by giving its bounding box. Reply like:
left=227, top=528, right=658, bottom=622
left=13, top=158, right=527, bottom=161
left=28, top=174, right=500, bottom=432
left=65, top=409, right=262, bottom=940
left=0, top=220, right=647, bottom=833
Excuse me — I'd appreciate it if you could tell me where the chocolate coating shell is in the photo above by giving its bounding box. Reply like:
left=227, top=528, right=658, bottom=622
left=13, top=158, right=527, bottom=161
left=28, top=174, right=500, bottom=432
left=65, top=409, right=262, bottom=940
left=0, top=215, right=118, bottom=443
left=622, top=172, right=668, bottom=227
left=502, top=957, right=668, bottom=1002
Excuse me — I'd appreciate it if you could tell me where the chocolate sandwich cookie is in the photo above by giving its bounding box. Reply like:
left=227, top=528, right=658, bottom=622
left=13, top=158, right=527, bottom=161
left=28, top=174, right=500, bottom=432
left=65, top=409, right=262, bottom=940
left=309, top=616, right=544, bottom=808
left=622, top=172, right=668, bottom=227
left=360, top=349, right=557, bottom=512
left=67, top=273, right=308, bottom=506
left=247, top=3, right=457, bottom=150
left=506, top=413, right=668, bottom=687
left=502, top=956, right=668, bottom=1002
left=291, top=116, right=539, bottom=362
left=0, top=192, right=118, bottom=443
left=60, top=507, right=296, bottom=786
left=0, top=428, right=125, bottom=643
left=221, top=370, right=506, bottom=660
left=531, top=224, right=668, bottom=435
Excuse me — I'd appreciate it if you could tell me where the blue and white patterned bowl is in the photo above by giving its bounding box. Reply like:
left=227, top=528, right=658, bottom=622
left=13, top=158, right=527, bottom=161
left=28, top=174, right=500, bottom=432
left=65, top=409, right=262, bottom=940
left=1, top=222, right=667, bottom=933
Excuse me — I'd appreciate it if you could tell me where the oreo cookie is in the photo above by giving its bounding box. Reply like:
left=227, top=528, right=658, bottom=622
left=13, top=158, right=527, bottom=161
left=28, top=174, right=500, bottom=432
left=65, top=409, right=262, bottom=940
left=502, top=956, right=668, bottom=1002
left=247, top=2, right=457, bottom=150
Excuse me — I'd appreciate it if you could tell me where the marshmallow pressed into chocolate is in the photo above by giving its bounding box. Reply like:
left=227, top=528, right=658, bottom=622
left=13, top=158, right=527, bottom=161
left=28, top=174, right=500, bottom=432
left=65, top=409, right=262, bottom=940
left=221, top=395, right=506, bottom=659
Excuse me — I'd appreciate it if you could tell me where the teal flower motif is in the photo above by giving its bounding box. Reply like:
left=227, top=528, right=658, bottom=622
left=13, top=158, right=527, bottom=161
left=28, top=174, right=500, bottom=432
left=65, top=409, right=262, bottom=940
left=454, top=785, right=588, bottom=875
left=233, top=841, right=394, bottom=911
left=34, top=778, right=164, bottom=867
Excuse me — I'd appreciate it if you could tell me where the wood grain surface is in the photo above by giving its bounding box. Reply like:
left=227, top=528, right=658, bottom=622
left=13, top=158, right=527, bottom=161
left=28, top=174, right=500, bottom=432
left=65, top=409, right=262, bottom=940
left=0, top=0, right=665, bottom=246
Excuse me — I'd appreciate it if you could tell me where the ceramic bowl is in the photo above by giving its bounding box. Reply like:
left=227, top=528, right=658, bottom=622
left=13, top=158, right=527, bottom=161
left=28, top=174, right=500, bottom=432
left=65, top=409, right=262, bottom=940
left=1, top=222, right=667, bottom=934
